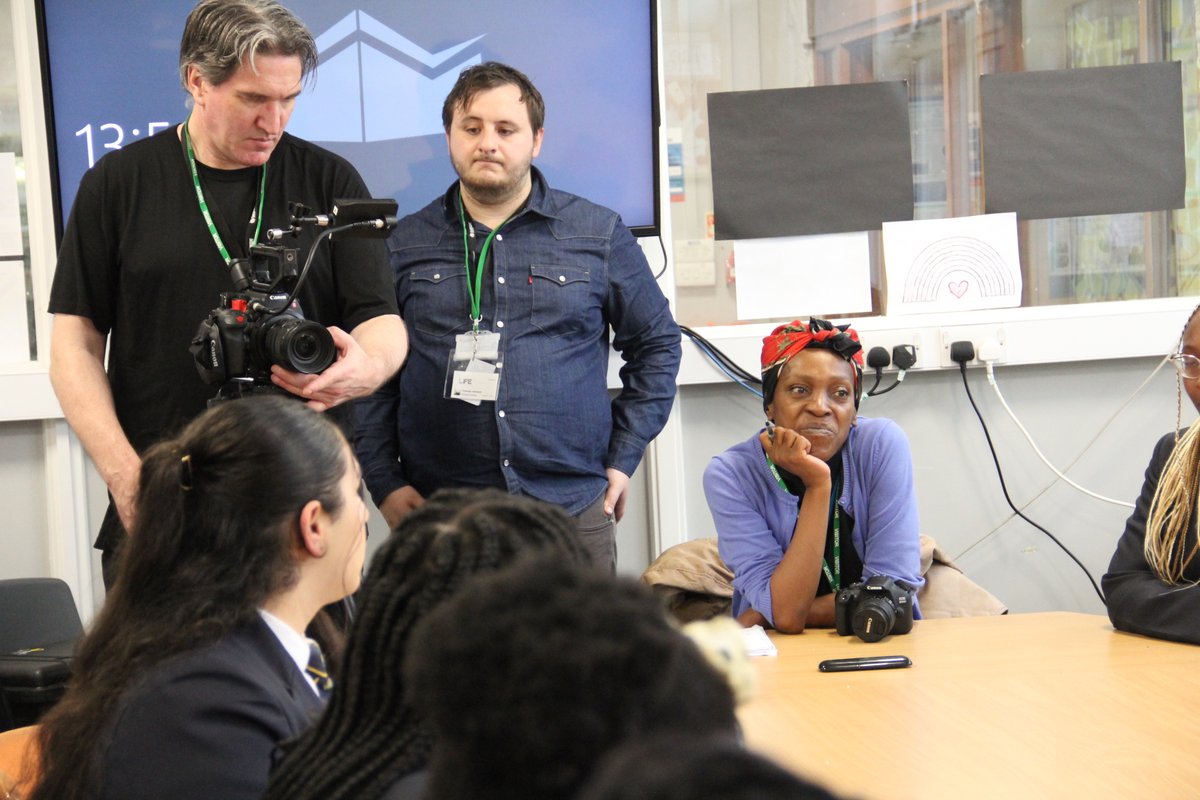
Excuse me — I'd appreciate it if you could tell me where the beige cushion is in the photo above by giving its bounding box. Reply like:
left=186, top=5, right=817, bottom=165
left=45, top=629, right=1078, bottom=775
left=917, top=534, right=1008, bottom=618
left=641, top=534, right=1006, bottom=621
left=642, top=537, right=733, bottom=597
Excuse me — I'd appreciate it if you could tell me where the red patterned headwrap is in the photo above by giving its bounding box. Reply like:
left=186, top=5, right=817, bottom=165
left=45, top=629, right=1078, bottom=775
left=760, top=318, right=864, bottom=409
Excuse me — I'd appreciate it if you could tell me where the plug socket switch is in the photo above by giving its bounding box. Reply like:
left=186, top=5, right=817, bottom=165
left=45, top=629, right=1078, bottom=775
left=939, top=325, right=1006, bottom=367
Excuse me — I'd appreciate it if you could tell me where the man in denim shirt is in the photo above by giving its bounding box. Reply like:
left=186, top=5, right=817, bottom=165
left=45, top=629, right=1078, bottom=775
left=355, top=62, right=680, bottom=570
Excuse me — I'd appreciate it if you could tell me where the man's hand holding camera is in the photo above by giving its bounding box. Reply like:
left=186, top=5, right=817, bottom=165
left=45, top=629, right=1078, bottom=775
left=193, top=223, right=408, bottom=410
left=271, top=324, right=382, bottom=411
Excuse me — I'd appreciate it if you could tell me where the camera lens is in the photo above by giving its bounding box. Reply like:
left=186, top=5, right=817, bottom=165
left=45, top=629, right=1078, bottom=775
left=291, top=331, right=320, bottom=361
left=851, top=597, right=896, bottom=643
left=258, top=316, right=335, bottom=374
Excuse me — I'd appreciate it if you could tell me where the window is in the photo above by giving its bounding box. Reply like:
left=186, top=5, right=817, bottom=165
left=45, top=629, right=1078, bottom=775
left=663, top=0, right=1200, bottom=327
left=0, top=0, right=36, bottom=362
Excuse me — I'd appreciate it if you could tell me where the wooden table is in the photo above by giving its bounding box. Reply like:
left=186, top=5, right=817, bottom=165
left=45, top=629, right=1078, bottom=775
left=737, top=612, right=1200, bottom=800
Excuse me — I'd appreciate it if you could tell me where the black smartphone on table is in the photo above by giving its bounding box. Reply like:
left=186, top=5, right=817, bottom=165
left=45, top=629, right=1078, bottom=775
left=818, top=655, right=911, bottom=672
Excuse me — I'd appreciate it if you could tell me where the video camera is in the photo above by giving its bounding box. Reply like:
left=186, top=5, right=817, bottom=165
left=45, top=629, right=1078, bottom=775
left=190, top=198, right=398, bottom=403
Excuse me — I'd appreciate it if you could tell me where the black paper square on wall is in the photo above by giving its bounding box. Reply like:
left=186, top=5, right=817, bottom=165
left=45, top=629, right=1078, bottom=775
left=707, top=81, right=914, bottom=240
left=982, top=62, right=1185, bottom=220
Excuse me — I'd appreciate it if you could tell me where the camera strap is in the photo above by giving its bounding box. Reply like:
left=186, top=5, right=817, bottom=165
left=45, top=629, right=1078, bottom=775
left=765, top=450, right=841, bottom=591
left=182, top=118, right=268, bottom=266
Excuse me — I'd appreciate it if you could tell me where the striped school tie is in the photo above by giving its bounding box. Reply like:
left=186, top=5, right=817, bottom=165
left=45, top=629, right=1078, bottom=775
left=305, top=638, right=333, bottom=700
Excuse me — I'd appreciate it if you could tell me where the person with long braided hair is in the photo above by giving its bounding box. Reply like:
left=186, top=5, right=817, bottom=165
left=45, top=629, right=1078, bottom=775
left=704, top=318, right=923, bottom=633
left=264, top=488, right=588, bottom=800
left=1103, top=304, right=1200, bottom=644
left=30, top=396, right=368, bottom=800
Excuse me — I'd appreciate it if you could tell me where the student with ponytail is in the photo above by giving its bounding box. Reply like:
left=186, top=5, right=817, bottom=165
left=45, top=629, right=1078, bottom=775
left=264, top=488, right=588, bottom=800
left=1104, top=304, right=1200, bottom=644
left=31, top=396, right=368, bottom=800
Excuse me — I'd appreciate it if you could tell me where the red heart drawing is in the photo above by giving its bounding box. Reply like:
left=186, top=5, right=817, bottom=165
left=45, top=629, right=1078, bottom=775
left=948, top=280, right=969, bottom=299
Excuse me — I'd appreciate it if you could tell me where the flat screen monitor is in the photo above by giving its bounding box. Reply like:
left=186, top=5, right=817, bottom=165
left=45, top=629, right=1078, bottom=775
left=36, top=1, right=659, bottom=238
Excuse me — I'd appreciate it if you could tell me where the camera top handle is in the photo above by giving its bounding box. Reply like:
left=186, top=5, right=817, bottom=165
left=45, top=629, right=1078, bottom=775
left=260, top=197, right=399, bottom=322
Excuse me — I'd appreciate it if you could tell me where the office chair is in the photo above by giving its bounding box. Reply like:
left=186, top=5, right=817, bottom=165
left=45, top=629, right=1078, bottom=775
left=0, top=579, right=82, bottom=654
left=0, top=578, right=83, bottom=732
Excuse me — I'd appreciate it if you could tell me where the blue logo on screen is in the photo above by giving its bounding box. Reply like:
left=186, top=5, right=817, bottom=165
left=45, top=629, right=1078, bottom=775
left=288, top=10, right=483, bottom=143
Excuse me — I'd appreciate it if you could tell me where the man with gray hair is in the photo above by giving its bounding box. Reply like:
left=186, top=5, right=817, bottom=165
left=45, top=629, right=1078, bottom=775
left=48, top=0, right=408, bottom=587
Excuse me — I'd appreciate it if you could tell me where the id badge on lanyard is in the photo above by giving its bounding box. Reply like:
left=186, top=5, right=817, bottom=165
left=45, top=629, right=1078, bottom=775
left=445, top=330, right=502, bottom=405
left=447, top=190, right=508, bottom=405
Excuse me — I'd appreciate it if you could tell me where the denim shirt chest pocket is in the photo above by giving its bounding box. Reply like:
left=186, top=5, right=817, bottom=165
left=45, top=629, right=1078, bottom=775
left=404, top=265, right=472, bottom=338
left=530, top=265, right=591, bottom=337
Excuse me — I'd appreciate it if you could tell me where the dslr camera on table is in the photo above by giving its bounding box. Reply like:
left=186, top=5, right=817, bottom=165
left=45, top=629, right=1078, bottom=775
left=834, top=575, right=916, bottom=643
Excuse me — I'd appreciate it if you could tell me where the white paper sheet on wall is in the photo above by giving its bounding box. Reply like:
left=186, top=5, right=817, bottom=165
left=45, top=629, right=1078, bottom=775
left=0, top=154, right=22, bottom=258
left=882, top=213, right=1022, bottom=315
left=0, top=260, right=30, bottom=363
left=734, top=232, right=872, bottom=321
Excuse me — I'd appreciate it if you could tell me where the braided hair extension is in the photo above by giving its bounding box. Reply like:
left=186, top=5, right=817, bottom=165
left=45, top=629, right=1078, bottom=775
left=1144, top=419, right=1200, bottom=583
left=1144, top=302, right=1200, bottom=585
left=264, top=488, right=588, bottom=800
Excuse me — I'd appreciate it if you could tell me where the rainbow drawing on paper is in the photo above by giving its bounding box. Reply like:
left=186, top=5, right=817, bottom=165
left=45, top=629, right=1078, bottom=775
left=902, top=236, right=1017, bottom=303
left=882, top=213, right=1021, bottom=315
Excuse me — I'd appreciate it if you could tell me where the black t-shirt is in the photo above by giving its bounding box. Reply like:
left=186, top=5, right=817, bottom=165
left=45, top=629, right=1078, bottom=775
left=49, top=127, right=398, bottom=454
left=195, top=161, right=260, bottom=263
left=776, top=451, right=864, bottom=595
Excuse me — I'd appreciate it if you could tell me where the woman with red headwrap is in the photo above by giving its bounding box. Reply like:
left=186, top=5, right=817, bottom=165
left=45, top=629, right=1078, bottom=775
left=703, top=318, right=923, bottom=633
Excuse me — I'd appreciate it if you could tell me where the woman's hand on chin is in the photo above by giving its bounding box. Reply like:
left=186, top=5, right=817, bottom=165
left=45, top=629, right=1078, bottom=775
left=759, top=427, right=831, bottom=488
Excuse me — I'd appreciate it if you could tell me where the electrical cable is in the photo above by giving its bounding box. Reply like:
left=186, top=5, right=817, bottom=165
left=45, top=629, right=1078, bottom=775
left=955, top=357, right=1106, bottom=605
left=956, top=354, right=1170, bottom=560
left=984, top=361, right=1134, bottom=509
left=694, top=341, right=763, bottom=398
left=680, top=326, right=762, bottom=386
left=865, top=372, right=904, bottom=397
left=680, top=326, right=763, bottom=398
left=1053, top=354, right=1171, bottom=474
left=865, top=344, right=915, bottom=399
left=651, top=234, right=668, bottom=280
left=271, top=218, right=388, bottom=317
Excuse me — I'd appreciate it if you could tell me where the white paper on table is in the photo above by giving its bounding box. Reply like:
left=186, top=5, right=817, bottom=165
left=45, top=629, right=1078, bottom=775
left=0, top=260, right=30, bottom=363
left=0, top=154, right=22, bottom=258
left=741, top=624, right=778, bottom=657
left=734, top=231, right=872, bottom=321
left=882, top=212, right=1021, bottom=315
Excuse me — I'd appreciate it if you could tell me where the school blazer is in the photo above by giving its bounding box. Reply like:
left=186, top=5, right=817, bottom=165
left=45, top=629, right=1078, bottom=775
left=93, top=618, right=323, bottom=800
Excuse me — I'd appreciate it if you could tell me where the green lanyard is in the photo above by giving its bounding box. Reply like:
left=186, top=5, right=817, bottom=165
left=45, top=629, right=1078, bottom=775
left=182, top=118, right=267, bottom=266
left=457, top=191, right=508, bottom=334
left=765, top=450, right=842, bottom=592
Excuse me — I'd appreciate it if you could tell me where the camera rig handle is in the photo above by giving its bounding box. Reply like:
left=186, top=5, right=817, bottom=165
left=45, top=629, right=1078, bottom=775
left=263, top=197, right=400, bottom=321
left=266, top=198, right=399, bottom=242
